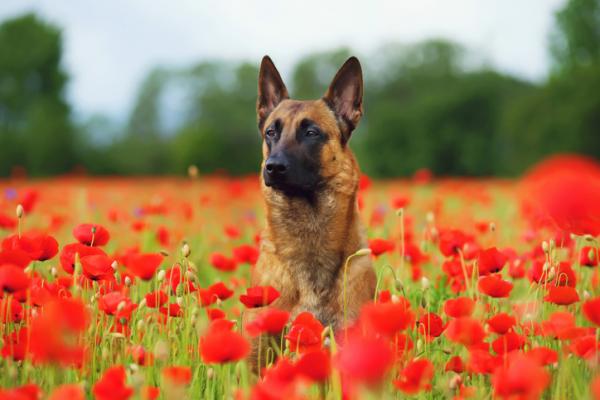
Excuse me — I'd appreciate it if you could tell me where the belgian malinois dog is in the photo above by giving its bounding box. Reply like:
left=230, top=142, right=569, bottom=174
left=246, top=55, right=376, bottom=367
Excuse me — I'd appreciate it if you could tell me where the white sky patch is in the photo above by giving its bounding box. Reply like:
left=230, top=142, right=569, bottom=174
left=1, top=0, right=566, bottom=119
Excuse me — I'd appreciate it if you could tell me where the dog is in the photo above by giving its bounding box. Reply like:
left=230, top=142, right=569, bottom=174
left=245, top=55, right=376, bottom=368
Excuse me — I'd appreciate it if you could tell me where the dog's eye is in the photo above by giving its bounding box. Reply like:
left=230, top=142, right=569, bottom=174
left=305, top=129, right=319, bottom=137
left=265, top=129, right=276, bottom=138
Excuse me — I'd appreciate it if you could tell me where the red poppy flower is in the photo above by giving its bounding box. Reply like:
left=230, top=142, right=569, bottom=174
left=239, top=286, right=280, bottom=308
left=527, top=347, right=558, bottom=366
left=492, top=353, right=550, bottom=400
left=392, top=333, right=414, bottom=358
left=393, top=358, right=434, bottom=394
left=99, top=292, right=136, bottom=320
left=359, top=300, right=414, bottom=337
left=417, top=312, right=445, bottom=338
left=127, top=253, right=163, bottom=281
left=162, top=366, right=192, bottom=386
left=335, top=334, right=393, bottom=385
left=60, top=243, right=106, bottom=274
left=199, top=281, right=234, bottom=306
left=160, top=303, right=183, bottom=317
left=92, top=366, right=134, bottom=400
left=246, top=308, right=290, bottom=336
left=478, top=274, right=513, bottom=298
left=391, top=195, right=410, bottom=209
left=487, top=313, right=516, bottom=335
left=206, top=308, right=225, bottom=320
left=0, top=212, right=17, bottom=230
left=0, top=384, right=41, bottom=400
left=477, top=247, right=508, bottom=275
left=438, top=229, right=471, bottom=257
left=49, top=384, right=84, bottom=400
left=145, top=290, right=169, bottom=308
left=209, top=252, right=237, bottom=272
left=286, top=312, right=324, bottom=353
left=295, top=349, right=331, bottom=382
left=554, top=262, right=577, bottom=287
left=81, top=254, right=114, bottom=281
left=73, top=223, right=110, bottom=247
left=0, top=264, right=30, bottom=293
left=232, top=244, right=259, bottom=265
left=581, top=246, right=598, bottom=267
left=0, top=248, right=31, bottom=269
left=199, top=320, right=250, bottom=364
left=369, top=238, right=395, bottom=257
left=583, top=297, right=600, bottom=326
left=445, top=355, right=465, bottom=373
left=2, top=233, right=59, bottom=261
left=492, top=331, right=526, bottom=354
left=445, top=317, right=485, bottom=347
left=444, top=297, right=475, bottom=318
left=545, top=286, right=579, bottom=305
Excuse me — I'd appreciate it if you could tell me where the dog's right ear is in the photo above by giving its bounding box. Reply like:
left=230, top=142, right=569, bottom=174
left=257, top=56, right=289, bottom=130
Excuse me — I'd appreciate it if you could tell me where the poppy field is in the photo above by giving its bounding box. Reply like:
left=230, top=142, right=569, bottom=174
left=1, top=155, right=600, bottom=400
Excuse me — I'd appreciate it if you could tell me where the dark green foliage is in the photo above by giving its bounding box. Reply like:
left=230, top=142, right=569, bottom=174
left=0, top=1, right=598, bottom=178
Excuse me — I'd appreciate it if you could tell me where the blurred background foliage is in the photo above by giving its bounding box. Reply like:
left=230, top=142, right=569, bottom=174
left=0, top=0, right=598, bottom=178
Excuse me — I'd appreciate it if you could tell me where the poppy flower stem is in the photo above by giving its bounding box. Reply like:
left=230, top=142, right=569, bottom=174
left=396, top=208, right=405, bottom=272
left=457, top=249, right=473, bottom=298
left=343, top=248, right=371, bottom=340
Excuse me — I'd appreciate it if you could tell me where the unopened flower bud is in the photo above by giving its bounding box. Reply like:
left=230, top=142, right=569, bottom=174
left=136, top=319, right=145, bottom=331
left=489, top=222, right=496, bottom=232
left=354, top=248, right=372, bottom=257
left=188, top=165, right=199, bottom=178
left=124, top=276, right=132, bottom=287
left=421, top=276, right=430, bottom=290
left=206, top=368, right=214, bottom=379
left=157, top=270, right=166, bottom=282
left=449, top=373, right=462, bottom=390
left=176, top=296, right=183, bottom=306
left=50, top=267, right=57, bottom=278
left=542, top=241, right=549, bottom=253
left=111, top=261, right=118, bottom=270
left=16, top=204, right=24, bottom=219
left=182, top=243, right=191, bottom=258
left=117, top=301, right=127, bottom=312
left=391, top=294, right=400, bottom=303
left=426, top=211, right=435, bottom=224
left=160, top=249, right=169, bottom=257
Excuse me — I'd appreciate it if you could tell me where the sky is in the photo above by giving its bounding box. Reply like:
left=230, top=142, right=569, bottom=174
left=1, top=0, right=566, bottom=120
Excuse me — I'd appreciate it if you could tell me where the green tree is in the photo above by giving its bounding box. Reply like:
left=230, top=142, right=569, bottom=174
left=550, top=0, right=600, bottom=73
left=0, top=13, right=74, bottom=176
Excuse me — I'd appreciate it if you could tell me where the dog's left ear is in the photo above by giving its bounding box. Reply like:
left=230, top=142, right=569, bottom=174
left=323, top=57, right=363, bottom=145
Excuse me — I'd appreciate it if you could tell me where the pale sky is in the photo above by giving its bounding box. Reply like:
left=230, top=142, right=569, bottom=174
left=1, top=0, right=566, bottom=120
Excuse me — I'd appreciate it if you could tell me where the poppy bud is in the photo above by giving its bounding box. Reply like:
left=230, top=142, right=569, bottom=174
left=543, top=261, right=551, bottom=271
left=391, top=294, right=400, bottom=303
left=426, top=211, right=435, bottom=223
left=129, top=363, right=139, bottom=373
left=416, top=339, right=423, bottom=352
left=124, top=276, right=132, bottom=287
left=15, top=204, right=24, bottom=218
left=395, top=280, right=404, bottom=292
left=354, top=248, right=372, bottom=257
left=185, top=270, right=196, bottom=282
left=584, top=234, right=594, bottom=242
left=448, top=373, right=462, bottom=390
left=321, top=326, right=331, bottom=339
left=396, top=208, right=404, bottom=217
left=182, top=243, right=191, bottom=258
left=490, top=222, right=496, bottom=232
left=101, top=347, right=110, bottom=361
left=206, top=368, right=214, bottom=379
left=111, top=261, right=118, bottom=270
left=139, top=298, right=147, bottom=308
left=584, top=290, right=591, bottom=300
left=188, top=165, right=199, bottom=178
left=176, top=296, right=184, bottom=306
left=137, top=319, right=145, bottom=332
left=160, top=249, right=170, bottom=257
left=421, top=277, right=430, bottom=290
left=157, top=270, right=166, bottom=282
left=547, top=267, right=556, bottom=281
left=117, top=301, right=127, bottom=312
left=542, top=241, right=549, bottom=253
left=50, top=267, right=57, bottom=277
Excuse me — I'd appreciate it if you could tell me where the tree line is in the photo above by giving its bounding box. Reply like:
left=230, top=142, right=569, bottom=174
left=0, top=0, right=598, bottom=178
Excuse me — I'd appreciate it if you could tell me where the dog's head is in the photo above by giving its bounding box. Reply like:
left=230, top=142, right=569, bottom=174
left=257, top=56, right=363, bottom=197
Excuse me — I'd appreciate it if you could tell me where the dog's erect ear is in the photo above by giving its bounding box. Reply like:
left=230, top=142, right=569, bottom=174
left=257, top=56, right=289, bottom=129
left=323, top=57, right=363, bottom=144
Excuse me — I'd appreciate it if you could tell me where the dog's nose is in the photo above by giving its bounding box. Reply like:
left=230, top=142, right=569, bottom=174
left=265, top=155, right=289, bottom=176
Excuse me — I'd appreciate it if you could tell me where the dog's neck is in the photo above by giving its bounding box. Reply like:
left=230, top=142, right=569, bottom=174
left=260, top=157, right=365, bottom=263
